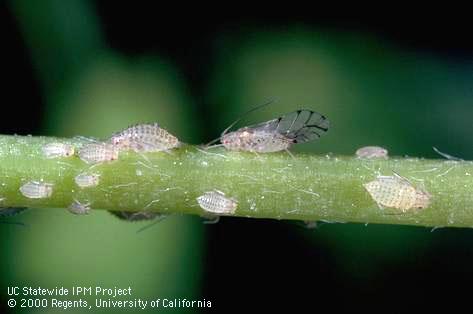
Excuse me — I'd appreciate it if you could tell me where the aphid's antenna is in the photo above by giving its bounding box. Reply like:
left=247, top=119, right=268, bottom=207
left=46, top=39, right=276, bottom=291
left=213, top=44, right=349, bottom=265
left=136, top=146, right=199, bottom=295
left=433, top=146, right=463, bottom=161
left=136, top=215, right=168, bottom=234
left=204, top=99, right=276, bottom=146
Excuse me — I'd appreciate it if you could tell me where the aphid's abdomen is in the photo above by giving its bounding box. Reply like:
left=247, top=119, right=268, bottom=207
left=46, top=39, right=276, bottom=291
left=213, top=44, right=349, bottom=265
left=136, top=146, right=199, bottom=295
left=110, top=123, right=179, bottom=152
left=20, top=181, right=53, bottom=199
left=222, top=130, right=292, bottom=153
left=42, top=143, right=75, bottom=158
left=78, top=143, right=118, bottom=164
left=356, top=146, right=388, bottom=159
left=197, top=190, right=238, bottom=214
left=363, top=176, right=430, bottom=211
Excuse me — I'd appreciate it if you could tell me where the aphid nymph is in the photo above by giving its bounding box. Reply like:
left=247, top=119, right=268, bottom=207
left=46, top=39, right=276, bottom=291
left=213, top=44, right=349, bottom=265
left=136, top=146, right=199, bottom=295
left=74, top=172, right=100, bottom=188
left=20, top=181, right=53, bottom=199
left=78, top=143, right=118, bottom=164
left=363, top=173, right=431, bottom=212
left=42, top=142, right=75, bottom=158
left=110, top=123, right=180, bottom=153
left=197, top=190, right=238, bottom=215
left=356, top=146, right=388, bottom=159
left=68, top=199, right=91, bottom=215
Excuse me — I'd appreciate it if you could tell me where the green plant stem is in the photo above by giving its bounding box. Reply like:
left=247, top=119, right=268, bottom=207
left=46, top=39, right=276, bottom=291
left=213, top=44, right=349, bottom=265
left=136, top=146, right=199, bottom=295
left=1, top=135, right=472, bottom=228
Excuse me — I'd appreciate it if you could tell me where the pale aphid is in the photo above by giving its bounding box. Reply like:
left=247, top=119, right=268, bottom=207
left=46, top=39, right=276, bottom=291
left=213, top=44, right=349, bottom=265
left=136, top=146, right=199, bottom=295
left=19, top=181, right=53, bottom=199
left=110, top=123, right=180, bottom=153
left=220, top=109, right=329, bottom=153
left=363, top=173, right=431, bottom=212
left=74, top=172, right=100, bottom=188
left=78, top=143, right=118, bottom=164
left=42, top=142, right=75, bottom=158
left=68, top=199, right=90, bottom=215
left=196, top=190, right=238, bottom=215
left=356, top=146, right=388, bottom=159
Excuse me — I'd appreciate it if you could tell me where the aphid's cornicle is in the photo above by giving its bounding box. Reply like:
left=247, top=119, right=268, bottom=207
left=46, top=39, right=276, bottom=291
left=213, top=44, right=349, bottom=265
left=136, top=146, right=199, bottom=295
left=42, top=143, right=75, bottom=158
left=74, top=173, right=100, bottom=188
left=110, top=123, right=180, bottom=153
left=356, top=146, right=388, bottom=159
left=19, top=181, right=53, bottom=199
left=78, top=143, right=119, bottom=164
left=196, top=190, right=238, bottom=214
left=363, top=174, right=431, bottom=212
left=220, top=109, right=329, bottom=153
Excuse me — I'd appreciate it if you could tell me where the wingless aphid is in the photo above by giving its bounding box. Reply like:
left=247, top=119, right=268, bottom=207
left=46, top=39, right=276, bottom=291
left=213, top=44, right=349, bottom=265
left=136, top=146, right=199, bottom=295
left=109, top=123, right=180, bottom=153
left=20, top=181, right=53, bottom=199
left=78, top=143, right=119, bottom=164
left=363, top=173, right=431, bottom=213
left=68, top=199, right=91, bottom=215
left=209, top=106, right=329, bottom=154
left=42, top=142, right=75, bottom=158
left=197, top=190, right=238, bottom=215
left=356, top=146, right=388, bottom=159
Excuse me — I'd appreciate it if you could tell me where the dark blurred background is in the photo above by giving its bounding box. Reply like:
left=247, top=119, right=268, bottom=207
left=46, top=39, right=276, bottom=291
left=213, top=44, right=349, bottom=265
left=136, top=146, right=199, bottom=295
left=2, top=2, right=473, bottom=313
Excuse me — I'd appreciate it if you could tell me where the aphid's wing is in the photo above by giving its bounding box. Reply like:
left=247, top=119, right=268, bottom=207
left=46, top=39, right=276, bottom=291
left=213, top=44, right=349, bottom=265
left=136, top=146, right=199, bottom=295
left=247, top=110, right=330, bottom=143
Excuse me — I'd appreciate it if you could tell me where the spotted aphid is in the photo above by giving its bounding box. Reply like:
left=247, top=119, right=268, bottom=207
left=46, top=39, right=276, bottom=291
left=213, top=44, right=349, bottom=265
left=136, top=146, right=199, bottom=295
left=42, top=142, right=75, bottom=158
left=197, top=190, right=238, bottom=215
left=19, top=181, right=53, bottom=199
left=110, top=123, right=179, bottom=153
left=68, top=200, right=91, bottom=215
left=363, top=173, right=431, bottom=212
left=220, top=110, right=329, bottom=153
left=74, top=172, right=100, bottom=188
left=78, top=143, right=118, bottom=164
left=356, top=146, right=388, bottom=159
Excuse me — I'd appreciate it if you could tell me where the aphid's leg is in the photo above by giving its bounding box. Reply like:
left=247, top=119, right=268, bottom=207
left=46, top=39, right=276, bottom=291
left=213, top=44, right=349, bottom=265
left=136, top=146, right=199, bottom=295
left=136, top=151, right=152, bottom=166
left=204, top=144, right=224, bottom=150
left=162, top=149, right=174, bottom=155
left=202, top=215, right=220, bottom=224
left=136, top=214, right=168, bottom=233
left=196, top=146, right=228, bottom=159
left=251, top=151, right=263, bottom=160
left=285, top=149, right=295, bottom=160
